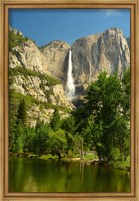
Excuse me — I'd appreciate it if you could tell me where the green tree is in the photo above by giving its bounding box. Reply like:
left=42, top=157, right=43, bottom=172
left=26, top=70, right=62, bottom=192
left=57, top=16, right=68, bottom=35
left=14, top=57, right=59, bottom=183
left=73, top=72, right=130, bottom=163
left=50, top=108, right=61, bottom=131
left=12, top=124, right=25, bottom=153
left=17, top=99, right=27, bottom=126
left=48, top=129, right=67, bottom=159
left=122, top=68, right=130, bottom=117
left=33, top=120, right=51, bottom=154
left=61, top=116, right=75, bottom=151
left=9, top=89, right=19, bottom=152
left=23, top=126, right=36, bottom=153
left=10, top=97, right=28, bottom=154
left=72, top=107, right=95, bottom=159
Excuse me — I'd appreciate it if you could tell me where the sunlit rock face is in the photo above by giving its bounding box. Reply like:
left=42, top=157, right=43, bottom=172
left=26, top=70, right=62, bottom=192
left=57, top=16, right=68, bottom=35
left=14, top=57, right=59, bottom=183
left=10, top=27, right=130, bottom=95
left=41, top=40, right=70, bottom=81
left=9, top=29, right=73, bottom=126
left=40, top=28, right=130, bottom=96
left=71, top=28, right=130, bottom=94
left=9, top=27, right=130, bottom=124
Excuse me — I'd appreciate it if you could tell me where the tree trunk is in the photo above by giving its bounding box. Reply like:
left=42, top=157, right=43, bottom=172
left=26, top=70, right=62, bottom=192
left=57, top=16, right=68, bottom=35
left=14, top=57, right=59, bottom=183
left=57, top=151, right=62, bottom=160
left=80, top=139, right=84, bottom=159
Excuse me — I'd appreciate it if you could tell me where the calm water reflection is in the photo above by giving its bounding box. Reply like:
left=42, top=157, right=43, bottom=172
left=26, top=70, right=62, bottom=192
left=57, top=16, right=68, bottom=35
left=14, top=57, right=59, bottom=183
left=9, top=157, right=130, bottom=192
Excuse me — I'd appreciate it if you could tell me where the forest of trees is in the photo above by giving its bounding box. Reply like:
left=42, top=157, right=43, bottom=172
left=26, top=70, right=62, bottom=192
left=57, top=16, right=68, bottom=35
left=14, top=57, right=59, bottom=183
left=9, top=69, right=130, bottom=168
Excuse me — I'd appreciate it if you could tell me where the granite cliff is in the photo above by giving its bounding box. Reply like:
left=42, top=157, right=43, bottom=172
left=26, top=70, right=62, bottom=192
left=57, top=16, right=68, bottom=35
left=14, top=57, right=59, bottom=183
left=71, top=28, right=130, bottom=93
left=40, top=28, right=130, bottom=94
left=9, top=27, right=130, bottom=126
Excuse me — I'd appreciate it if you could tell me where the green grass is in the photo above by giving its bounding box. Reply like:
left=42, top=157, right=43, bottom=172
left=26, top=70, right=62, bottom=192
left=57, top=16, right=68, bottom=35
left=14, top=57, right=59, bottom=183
left=40, top=102, right=55, bottom=110
left=58, top=105, right=71, bottom=113
left=39, top=73, right=61, bottom=86
left=9, top=66, right=39, bottom=77
left=38, top=152, right=99, bottom=163
left=84, top=152, right=98, bottom=160
left=40, top=101, right=71, bottom=113
left=39, top=154, right=57, bottom=160
left=9, top=66, right=61, bottom=87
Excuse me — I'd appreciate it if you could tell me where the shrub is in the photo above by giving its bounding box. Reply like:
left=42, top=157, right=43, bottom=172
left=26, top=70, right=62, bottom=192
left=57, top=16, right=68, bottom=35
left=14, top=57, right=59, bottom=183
left=9, top=30, right=28, bottom=51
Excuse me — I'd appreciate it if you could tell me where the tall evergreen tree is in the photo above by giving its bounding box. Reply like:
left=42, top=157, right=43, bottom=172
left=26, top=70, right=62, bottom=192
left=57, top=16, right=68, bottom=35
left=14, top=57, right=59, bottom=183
left=17, top=99, right=27, bottom=126
left=50, top=107, right=61, bottom=131
left=33, top=120, right=50, bottom=154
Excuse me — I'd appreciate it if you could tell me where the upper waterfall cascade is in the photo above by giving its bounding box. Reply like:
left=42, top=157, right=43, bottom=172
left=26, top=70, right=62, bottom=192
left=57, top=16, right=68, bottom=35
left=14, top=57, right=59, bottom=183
left=65, top=49, right=75, bottom=100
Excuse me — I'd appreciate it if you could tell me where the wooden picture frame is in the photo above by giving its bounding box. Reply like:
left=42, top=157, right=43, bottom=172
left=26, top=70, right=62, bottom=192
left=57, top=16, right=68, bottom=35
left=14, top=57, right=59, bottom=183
left=0, top=0, right=139, bottom=200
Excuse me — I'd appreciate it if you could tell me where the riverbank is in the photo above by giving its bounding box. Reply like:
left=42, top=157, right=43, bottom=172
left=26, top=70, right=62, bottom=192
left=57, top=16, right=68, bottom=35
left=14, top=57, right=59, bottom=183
left=9, top=152, right=130, bottom=171
left=37, top=154, right=130, bottom=171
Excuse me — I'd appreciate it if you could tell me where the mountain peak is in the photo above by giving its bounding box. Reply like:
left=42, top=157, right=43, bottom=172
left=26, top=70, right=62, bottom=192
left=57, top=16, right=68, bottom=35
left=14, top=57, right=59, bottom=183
left=9, top=27, right=130, bottom=125
left=9, top=25, right=24, bottom=37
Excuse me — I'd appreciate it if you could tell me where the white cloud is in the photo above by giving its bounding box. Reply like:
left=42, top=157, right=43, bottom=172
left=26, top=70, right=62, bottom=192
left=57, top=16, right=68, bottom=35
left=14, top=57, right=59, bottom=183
left=100, top=9, right=123, bottom=18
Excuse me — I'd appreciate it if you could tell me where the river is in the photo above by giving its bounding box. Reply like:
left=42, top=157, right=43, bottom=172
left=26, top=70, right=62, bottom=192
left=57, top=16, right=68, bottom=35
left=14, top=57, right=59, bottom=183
left=9, top=157, right=130, bottom=192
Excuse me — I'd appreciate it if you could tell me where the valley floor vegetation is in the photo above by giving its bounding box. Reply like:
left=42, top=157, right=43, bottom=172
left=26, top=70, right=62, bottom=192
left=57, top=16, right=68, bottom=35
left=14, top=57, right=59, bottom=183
left=9, top=69, right=130, bottom=170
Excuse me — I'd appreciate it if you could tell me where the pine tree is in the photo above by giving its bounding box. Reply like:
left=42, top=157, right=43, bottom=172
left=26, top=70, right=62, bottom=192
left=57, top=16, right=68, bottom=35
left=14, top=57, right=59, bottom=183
left=50, top=107, right=61, bottom=131
left=17, top=99, right=27, bottom=126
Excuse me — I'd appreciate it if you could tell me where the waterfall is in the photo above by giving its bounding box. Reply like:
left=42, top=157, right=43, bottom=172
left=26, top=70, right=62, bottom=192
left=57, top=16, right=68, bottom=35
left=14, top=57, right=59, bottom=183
left=65, top=48, right=75, bottom=100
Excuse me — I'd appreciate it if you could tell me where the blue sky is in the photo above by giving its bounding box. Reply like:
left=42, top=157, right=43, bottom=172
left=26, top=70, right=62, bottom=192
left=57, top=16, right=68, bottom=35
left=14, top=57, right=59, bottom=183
left=9, top=9, right=130, bottom=47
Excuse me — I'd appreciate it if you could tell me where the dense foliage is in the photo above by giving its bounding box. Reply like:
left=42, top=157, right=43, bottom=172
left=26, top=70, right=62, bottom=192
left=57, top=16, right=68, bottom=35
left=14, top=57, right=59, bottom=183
left=9, top=69, right=130, bottom=168
left=73, top=70, right=130, bottom=165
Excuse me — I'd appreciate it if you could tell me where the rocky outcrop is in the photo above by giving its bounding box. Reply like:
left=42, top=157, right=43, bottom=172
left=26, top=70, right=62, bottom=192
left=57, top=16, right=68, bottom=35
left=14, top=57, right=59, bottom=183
left=127, top=37, right=130, bottom=49
left=39, top=28, right=130, bottom=95
left=9, top=25, right=23, bottom=37
left=9, top=73, right=73, bottom=126
left=9, top=41, right=50, bottom=75
left=41, top=41, right=70, bottom=80
left=71, top=28, right=130, bottom=88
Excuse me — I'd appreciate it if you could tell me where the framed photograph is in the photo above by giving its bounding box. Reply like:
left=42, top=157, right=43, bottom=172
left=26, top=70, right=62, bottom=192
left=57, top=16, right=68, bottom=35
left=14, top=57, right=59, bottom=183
left=0, top=0, right=139, bottom=200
